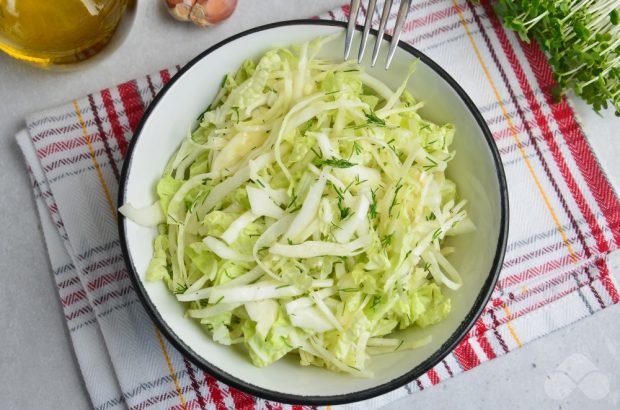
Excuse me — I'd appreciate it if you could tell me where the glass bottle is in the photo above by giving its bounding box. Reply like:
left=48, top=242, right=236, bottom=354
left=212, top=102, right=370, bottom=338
left=0, top=0, right=128, bottom=67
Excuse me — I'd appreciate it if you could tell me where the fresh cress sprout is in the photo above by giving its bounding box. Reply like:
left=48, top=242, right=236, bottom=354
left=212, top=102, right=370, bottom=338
left=494, top=0, right=620, bottom=114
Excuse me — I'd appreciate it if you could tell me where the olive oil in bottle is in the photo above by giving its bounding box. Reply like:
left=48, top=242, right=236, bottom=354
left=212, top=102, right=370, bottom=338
left=0, top=0, right=128, bottom=66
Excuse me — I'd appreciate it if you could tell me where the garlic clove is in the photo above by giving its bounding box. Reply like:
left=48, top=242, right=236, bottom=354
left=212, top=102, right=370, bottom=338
left=166, top=0, right=196, bottom=21
left=190, top=0, right=237, bottom=27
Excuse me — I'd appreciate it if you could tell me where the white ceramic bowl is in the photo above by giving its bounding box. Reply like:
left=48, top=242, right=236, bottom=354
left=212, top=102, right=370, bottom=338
left=118, top=20, right=508, bottom=405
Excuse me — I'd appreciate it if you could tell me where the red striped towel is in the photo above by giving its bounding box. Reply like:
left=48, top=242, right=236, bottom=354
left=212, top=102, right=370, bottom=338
left=16, top=1, right=620, bottom=409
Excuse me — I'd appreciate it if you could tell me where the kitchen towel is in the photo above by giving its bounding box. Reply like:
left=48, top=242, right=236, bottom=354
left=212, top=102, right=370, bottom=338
left=16, top=0, right=620, bottom=409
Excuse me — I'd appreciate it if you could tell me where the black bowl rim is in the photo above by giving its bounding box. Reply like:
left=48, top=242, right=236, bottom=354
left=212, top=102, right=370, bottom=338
left=118, top=19, right=509, bottom=406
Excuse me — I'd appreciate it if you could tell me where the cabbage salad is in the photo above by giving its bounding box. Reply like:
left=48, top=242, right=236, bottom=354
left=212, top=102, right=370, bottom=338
left=121, top=35, right=474, bottom=377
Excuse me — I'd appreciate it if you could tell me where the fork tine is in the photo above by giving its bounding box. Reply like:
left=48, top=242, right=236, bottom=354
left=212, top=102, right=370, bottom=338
left=385, top=0, right=412, bottom=69
left=357, top=0, right=377, bottom=63
left=370, top=0, right=393, bottom=67
left=344, top=0, right=361, bottom=60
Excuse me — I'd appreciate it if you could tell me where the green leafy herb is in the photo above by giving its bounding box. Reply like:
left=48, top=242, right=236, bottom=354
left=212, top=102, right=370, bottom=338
left=333, top=185, right=344, bottom=201
left=185, top=199, right=195, bottom=212
left=388, top=180, right=403, bottom=217
left=370, top=295, right=382, bottom=311
left=174, top=283, right=188, bottom=294
left=351, top=141, right=362, bottom=156
left=494, top=0, right=620, bottom=114
left=369, top=188, right=379, bottom=219
left=365, top=111, right=386, bottom=126
left=287, top=190, right=298, bottom=210
left=300, top=119, right=316, bottom=134
left=387, top=139, right=398, bottom=156
left=338, top=199, right=351, bottom=220
left=310, top=146, right=323, bottom=159
left=354, top=175, right=368, bottom=186
left=348, top=111, right=387, bottom=129
left=343, top=180, right=355, bottom=194
left=381, top=233, right=394, bottom=248
left=319, top=158, right=357, bottom=168
left=423, top=156, right=438, bottom=171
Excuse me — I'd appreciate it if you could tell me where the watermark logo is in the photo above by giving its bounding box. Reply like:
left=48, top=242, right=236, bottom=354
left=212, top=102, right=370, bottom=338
left=544, top=353, right=610, bottom=400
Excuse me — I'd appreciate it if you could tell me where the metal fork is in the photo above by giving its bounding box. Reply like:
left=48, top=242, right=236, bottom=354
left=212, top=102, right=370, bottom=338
left=344, top=0, right=413, bottom=69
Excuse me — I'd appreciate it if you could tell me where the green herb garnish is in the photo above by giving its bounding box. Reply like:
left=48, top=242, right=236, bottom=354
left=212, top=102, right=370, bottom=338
left=388, top=180, right=404, bottom=217
left=320, top=158, right=357, bottom=168
left=494, top=0, right=620, bottom=114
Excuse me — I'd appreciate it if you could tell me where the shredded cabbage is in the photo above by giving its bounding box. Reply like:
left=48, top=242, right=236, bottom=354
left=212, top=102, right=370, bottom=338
left=121, top=36, right=474, bottom=377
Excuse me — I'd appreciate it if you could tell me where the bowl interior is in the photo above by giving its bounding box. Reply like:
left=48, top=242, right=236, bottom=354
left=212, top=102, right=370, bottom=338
left=121, top=22, right=505, bottom=401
